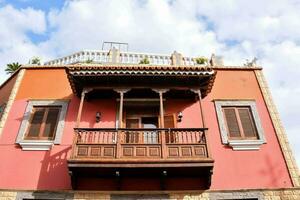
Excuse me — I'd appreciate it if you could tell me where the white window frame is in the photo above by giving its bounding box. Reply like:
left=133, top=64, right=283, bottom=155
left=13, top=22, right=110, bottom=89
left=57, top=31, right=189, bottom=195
left=16, top=100, right=69, bottom=151
left=215, top=100, right=266, bottom=150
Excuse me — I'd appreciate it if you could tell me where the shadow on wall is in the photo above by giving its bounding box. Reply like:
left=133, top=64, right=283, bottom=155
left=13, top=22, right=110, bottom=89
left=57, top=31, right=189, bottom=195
left=12, top=91, right=203, bottom=190
left=36, top=146, right=72, bottom=189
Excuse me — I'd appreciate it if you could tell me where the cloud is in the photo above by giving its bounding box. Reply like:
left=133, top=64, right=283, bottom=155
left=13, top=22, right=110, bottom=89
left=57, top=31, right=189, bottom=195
left=0, top=0, right=300, bottom=167
left=0, top=4, right=47, bottom=82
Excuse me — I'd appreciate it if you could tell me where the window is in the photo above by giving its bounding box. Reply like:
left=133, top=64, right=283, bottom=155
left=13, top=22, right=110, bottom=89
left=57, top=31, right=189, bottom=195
left=215, top=100, right=265, bottom=150
left=25, top=106, right=61, bottom=140
left=16, top=100, right=68, bottom=151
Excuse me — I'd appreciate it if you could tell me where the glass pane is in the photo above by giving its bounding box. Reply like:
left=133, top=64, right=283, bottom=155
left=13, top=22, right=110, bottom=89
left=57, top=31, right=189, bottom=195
left=43, top=107, right=60, bottom=138
left=27, top=109, right=45, bottom=138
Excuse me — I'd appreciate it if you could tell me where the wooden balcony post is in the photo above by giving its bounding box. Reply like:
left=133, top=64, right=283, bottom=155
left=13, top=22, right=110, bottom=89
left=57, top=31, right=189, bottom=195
left=76, top=89, right=87, bottom=128
left=192, top=89, right=211, bottom=158
left=153, top=89, right=168, bottom=158
left=72, top=88, right=92, bottom=159
left=114, top=89, right=130, bottom=158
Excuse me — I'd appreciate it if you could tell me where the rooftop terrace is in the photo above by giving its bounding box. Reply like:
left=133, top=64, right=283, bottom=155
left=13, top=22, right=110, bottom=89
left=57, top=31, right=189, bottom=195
left=44, top=48, right=224, bottom=66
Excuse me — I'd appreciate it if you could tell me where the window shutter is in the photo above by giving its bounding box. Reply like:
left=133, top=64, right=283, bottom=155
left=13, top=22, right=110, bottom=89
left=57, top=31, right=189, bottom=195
left=238, top=108, right=257, bottom=138
left=27, top=108, right=45, bottom=137
left=43, top=107, right=60, bottom=138
left=223, top=108, right=241, bottom=138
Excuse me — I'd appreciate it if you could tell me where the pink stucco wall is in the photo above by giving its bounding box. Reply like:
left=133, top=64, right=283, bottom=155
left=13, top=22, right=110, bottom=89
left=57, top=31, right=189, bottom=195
left=0, top=68, right=293, bottom=190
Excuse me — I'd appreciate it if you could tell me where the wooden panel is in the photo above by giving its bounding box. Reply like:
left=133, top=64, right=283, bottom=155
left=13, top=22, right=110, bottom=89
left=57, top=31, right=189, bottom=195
left=136, top=147, right=146, bottom=156
left=194, top=146, right=206, bottom=157
left=91, top=147, right=101, bottom=156
left=103, top=147, right=115, bottom=157
left=123, top=147, right=133, bottom=156
left=149, top=147, right=160, bottom=157
left=77, top=146, right=88, bottom=156
left=168, top=147, right=179, bottom=157
left=181, top=147, right=192, bottom=156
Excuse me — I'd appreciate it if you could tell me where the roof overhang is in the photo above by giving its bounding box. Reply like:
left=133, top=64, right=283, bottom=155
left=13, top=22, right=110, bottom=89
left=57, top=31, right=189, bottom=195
left=66, top=65, right=217, bottom=97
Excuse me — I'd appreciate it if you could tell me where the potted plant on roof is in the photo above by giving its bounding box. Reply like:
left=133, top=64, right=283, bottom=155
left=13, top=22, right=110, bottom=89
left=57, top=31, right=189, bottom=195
left=195, top=56, right=208, bottom=66
left=139, top=57, right=150, bottom=64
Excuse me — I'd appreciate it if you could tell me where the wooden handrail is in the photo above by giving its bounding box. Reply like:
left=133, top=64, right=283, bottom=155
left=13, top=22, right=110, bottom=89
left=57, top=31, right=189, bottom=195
left=74, top=128, right=208, bottom=131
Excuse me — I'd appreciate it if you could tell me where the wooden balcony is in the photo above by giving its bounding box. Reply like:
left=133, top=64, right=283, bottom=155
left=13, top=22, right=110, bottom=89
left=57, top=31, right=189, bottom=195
left=70, top=128, right=210, bottom=161
left=68, top=128, right=214, bottom=190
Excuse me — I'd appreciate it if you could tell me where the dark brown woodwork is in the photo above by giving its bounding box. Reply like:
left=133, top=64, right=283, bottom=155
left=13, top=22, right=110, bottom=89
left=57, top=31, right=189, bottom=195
left=71, top=128, right=208, bottom=160
left=223, top=106, right=258, bottom=140
left=25, top=106, right=61, bottom=140
left=68, top=128, right=214, bottom=190
left=223, top=108, right=241, bottom=138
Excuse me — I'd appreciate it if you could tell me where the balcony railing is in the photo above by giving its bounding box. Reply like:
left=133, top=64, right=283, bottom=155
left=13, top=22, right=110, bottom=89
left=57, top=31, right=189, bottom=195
left=71, top=128, right=209, bottom=160
left=44, top=50, right=197, bottom=66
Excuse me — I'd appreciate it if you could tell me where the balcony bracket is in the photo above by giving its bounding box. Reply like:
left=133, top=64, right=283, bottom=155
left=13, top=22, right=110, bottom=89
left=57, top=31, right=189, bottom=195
left=69, top=171, right=77, bottom=190
left=160, top=170, right=167, bottom=190
left=115, top=170, right=121, bottom=190
left=207, top=169, right=214, bottom=188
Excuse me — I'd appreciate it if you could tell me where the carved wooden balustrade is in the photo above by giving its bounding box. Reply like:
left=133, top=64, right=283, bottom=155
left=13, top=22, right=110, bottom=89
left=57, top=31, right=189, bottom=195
left=71, top=128, right=209, bottom=161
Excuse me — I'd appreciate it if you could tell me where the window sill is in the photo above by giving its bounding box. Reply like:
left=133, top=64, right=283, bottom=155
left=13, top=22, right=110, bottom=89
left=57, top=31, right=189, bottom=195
left=228, top=140, right=264, bottom=150
left=18, top=141, right=54, bottom=151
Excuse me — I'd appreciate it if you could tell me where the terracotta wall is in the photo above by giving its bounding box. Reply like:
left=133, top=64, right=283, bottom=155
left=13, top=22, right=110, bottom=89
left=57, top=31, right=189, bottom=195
left=206, top=70, right=292, bottom=189
left=0, top=74, right=17, bottom=105
left=0, top=68, right=293, bottom=190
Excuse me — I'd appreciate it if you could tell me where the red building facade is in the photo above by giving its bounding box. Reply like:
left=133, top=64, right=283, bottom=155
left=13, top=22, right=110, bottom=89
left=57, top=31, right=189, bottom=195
left=0, top=49, right=299, bottom=199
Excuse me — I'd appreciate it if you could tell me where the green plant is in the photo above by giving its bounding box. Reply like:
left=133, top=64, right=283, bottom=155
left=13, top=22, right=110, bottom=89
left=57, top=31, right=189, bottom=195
left=85, top=59, right=94, bottom=64
left=30, top=57, right=41, bottom=65
left=139, top=57, right=150, bottom=64
left=195, top=57, right=208, bottom=65
left=5, top=62, right=22, bottom=74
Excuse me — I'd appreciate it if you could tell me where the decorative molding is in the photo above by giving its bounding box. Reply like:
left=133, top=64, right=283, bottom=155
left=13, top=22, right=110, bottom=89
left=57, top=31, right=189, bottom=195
left=255, top=69, right=300, bottom=186
left=0, top=69, right=25, bottom=138
left=228, top=140, right=265, bottom=151
left=151, top=89, right=169, bottom=94
left=214, top=100, right=266, bottom=150
left=113, top=88, right=131, bottom=94
left=18, top=141, right=54, bottom=151
left=16, top=100, right=69, bottom=150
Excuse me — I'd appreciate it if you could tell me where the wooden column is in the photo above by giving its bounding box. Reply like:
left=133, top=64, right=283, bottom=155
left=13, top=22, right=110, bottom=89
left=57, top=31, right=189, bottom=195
left=153, top=89, right=168, bottom=159
left=118, top=91, right=124, bottom=128
left=197, top=90, right=206, bottom=128
left=114, top=89, right=130, bottom=158
left=192, top=89, right=211, bottom=158
left=72, top=88, right=91, bottom=159
left=76, top=89, right=88, bottom=128
left=159, top=91, right=165, bottom=128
